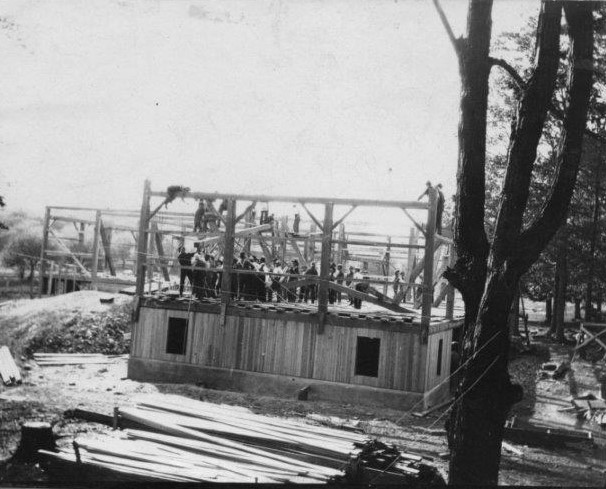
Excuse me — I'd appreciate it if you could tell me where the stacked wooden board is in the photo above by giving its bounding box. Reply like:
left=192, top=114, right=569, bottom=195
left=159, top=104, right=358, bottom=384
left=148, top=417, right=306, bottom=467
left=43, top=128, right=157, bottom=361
left=40, top=395, right=443, bottom=484
left=33, top=353, right=127, bottom=366
left=0, top=346, right=21, bottom=385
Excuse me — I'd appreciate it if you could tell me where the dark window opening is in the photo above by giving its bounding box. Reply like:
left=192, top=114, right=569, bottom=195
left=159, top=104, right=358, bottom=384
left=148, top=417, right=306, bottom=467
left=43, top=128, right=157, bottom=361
left=355, top=336, right=380, bottom=377
left=166, top=317, right=188, bottom=355
left=436, top=339, right=444, bottom=376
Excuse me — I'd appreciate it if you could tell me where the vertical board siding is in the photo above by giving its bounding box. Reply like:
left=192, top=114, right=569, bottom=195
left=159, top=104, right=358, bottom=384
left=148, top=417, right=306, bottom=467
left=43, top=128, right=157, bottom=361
left=424, top=330, right=452, bottom=392
left=136, top=307, right=432, bottom=392
left=135, top=308, right=193, bottom=364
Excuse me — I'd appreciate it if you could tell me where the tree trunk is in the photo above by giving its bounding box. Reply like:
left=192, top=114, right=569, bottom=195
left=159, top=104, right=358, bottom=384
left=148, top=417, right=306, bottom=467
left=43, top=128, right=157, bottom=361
left=448, top=272, right=522, bottom=485
left=574, top=298, right=581, bottom=320
left=508, top=287, right=521, bottom=337
left=585, top=286, right=593, bottom=321
left=585, top=163, right=601, bottom=322
left=546, top=296, right=553, bottom=324
left=552, top=229, right=568, bottom=342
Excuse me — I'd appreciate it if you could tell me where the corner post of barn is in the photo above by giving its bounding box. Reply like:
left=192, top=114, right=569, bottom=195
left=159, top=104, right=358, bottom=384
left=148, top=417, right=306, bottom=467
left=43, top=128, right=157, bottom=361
left=135, top=179, right=151, bottom=298
left=39, top=206, right=51, bottom=297
left=317, top=202, right=334, bottom=334
left=421, top=187, right=438, bottom=343
left=91, top=210, right=102, bottom=290
left=220, top=199, right=237, bottom=326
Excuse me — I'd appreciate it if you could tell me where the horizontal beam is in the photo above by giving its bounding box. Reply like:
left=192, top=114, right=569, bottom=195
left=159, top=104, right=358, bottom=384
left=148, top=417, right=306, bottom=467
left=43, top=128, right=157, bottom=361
left=46, top=250, right=93, bottom=258
left=51, top=216, right=96, bottom=225
left=48, top=206, right=197, bottom=221
left=332, top=239, right=424, bottom=249
left=149, top=190, right=428, bottom=210
left=344, top=231, right=413, bottom=239
left=173, top=224, right=273, bottom=245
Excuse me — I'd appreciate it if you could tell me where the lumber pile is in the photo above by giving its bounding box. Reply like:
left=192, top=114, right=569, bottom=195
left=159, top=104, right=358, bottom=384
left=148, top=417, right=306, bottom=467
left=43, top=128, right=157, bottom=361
left=33, top=353, right=126, bottom=366
left=504, top=416, right=593, bottom=448
left=570, top=393, right=606, bottom=426
left=0, top=345, right=21, bottom=385
left=40, top=395, right=442, bottom=484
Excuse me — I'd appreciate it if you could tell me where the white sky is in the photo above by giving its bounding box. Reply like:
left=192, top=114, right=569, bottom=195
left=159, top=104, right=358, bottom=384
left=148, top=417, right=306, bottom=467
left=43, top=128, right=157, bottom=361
left=0, top=0, right=539, bottom=218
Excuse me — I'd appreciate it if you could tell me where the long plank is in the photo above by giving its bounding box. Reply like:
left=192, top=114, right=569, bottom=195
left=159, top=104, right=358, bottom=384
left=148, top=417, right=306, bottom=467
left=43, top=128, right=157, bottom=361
left=124, top=430, right=310, bottom=482
left=0, top=346, right=20, bottom=384
left=141, top=395, right=368, bottom=442
left=137, top=403, right=355, bottom=457
left=119, top=408, right=340, bottom=477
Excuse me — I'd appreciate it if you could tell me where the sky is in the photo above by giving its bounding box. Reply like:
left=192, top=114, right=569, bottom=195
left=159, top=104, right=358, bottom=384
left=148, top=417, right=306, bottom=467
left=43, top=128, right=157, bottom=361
left=0, top=0, right=539, bottom=220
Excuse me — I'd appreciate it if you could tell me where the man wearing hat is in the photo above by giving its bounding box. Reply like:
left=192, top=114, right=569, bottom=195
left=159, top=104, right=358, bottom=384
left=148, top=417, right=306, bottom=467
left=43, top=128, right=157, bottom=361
left=285, top=259, right=299, bottom=302
left=352, top=267, right=364, bottom=309
left=393, top=270, right=402, bottom=297
left=304, top=262, right=318, bottom=303
left=271, top=260, right=284, bottom=302
left=335, top=264, right=345, bottom=304
left=328, top=263, right=337, bottom=304
left=177, top=243, right=195, bottom=296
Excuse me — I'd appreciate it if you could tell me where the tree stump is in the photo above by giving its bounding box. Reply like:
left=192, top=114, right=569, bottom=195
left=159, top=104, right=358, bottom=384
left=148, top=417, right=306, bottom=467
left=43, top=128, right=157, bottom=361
left=16, top=422, right=55, bottom=461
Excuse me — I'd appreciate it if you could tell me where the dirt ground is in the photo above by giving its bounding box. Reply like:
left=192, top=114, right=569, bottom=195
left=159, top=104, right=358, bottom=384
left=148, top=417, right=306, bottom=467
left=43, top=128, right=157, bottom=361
left=0, top=294, right=605, bottom=485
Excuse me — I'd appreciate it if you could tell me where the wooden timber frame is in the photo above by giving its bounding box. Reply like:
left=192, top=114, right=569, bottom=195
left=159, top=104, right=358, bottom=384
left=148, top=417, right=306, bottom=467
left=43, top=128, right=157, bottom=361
left=38, top=202, right=199, bottom=295
left=128, top=180, right=463, bottom=410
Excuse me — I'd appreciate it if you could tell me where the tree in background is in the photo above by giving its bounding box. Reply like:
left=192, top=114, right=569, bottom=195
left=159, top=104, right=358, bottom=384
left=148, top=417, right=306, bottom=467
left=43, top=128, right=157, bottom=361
left=112, top=236, right=135, bottom=271
left=4, top=234, right=44, bottom=280
left=434, top=0, right=596, bottom=484
left=0, top=196, right=7, bottom=231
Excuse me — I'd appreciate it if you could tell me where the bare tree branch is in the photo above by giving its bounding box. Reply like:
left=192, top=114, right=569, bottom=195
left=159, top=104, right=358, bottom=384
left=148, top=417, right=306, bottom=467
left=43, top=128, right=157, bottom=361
left=490, top=56, right=606, bottom=145
left=489, top=56, right=526, bottom=89
left=432, top=0, right=461, bottom=56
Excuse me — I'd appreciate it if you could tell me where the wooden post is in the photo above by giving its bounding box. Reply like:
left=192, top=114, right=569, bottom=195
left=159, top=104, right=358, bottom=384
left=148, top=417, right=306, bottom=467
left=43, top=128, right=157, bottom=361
left=147, top=223, right=156, bottom=291
left=244, top=207, right=253, bottom=254
left=317, top=203, right=333, bottom=334
left=46, top=263, right=54, bottom=296
left=39, top=207, right=51, bottom=297
left=337, top=223, right=346, bottom=264
left=57, top=265, right=63, bottom=295
left=220, top=199, right=237, bottom=326
left=78, top=222, right=85, bottom=246
left=406, top=227, right=418, bottom=302
left=280, top=216, right=287, bottom=263
left=383, top=236, right=391, bottom=295
left=99, top=222, right=116, bottom=276
left=309, top=223, right=317, bottom=263
left=446, top=244, right=457, bottom=319
left=90, top=210, right=101, bottom=290
left=421, top=188, right=438, bottom=342
left=135, top=180, right=151, bottom=297
left=152, top=222, right=170, bottom=282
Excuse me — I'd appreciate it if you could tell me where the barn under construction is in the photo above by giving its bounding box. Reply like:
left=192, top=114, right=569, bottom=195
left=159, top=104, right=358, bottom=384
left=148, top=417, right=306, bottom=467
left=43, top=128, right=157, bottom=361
left=117, top=181, right=464, bottom=410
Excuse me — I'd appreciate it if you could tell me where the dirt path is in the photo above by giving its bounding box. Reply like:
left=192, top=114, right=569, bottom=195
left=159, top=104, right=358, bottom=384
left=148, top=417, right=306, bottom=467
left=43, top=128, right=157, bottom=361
left=1, top=356, right=605, bottom=486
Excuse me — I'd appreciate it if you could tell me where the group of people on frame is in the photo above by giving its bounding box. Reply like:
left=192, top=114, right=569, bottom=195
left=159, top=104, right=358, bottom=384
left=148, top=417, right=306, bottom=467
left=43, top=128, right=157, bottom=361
left=177, top=244, right=373, bottom=309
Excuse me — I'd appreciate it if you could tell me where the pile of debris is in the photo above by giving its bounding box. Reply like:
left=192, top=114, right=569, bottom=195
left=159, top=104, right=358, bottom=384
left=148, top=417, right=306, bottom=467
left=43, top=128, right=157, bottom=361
left=40, top=395, right=443, bottom=484
left=0, top=345, right=21, bottom=386
left=570, top=394, right=606, bottom=428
